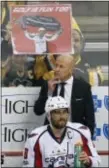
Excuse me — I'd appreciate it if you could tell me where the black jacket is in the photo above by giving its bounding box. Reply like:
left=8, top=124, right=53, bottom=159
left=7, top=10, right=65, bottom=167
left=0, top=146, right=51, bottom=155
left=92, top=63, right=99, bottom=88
left=34, top=77, right=95, bottom=137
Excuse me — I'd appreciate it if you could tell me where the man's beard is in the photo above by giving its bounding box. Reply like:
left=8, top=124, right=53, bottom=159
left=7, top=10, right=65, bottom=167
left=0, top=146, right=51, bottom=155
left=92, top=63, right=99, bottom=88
left=51, top=118, right=67, bottom=129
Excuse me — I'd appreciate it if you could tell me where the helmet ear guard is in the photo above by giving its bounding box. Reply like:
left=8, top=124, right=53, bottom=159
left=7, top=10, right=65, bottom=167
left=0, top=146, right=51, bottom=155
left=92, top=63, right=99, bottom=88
left=45, top=96, right=69, bottom=115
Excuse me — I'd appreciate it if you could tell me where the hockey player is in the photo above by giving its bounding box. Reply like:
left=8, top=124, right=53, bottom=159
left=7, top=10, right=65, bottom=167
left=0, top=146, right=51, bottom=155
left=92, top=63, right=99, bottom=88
left=23, top=96, right=101, bottom=168
left=21, top=22, right=63, bottom=54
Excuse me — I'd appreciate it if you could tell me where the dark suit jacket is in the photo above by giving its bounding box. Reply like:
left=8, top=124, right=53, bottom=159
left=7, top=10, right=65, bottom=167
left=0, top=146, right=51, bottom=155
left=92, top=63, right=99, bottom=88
left=34, top=77, right=95, bottom=137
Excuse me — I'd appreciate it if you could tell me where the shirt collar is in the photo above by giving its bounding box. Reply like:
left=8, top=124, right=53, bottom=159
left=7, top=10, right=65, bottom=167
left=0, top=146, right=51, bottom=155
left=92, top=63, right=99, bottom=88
left=64, top=76, right=73, bottom=84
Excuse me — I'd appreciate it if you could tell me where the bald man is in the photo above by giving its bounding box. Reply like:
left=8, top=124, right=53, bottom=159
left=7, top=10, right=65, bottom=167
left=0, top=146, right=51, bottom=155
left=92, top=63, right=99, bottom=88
left=34, top=54, right=95, bottom=138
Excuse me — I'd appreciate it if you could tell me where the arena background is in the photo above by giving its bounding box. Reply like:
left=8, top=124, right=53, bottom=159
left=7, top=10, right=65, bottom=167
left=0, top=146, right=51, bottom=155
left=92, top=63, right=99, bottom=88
left=1, top=1, right=109, bottom=167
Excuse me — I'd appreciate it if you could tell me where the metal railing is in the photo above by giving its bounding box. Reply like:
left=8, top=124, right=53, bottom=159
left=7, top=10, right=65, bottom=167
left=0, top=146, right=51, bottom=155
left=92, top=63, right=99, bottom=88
left=84, top=42, right=108, bottom=52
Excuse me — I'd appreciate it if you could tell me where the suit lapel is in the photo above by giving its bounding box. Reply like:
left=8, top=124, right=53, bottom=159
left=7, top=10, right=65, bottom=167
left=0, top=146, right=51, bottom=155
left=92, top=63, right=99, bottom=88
left=71, top=77, right=77, bottom=100
left=70, top=78, right=77, bottom=121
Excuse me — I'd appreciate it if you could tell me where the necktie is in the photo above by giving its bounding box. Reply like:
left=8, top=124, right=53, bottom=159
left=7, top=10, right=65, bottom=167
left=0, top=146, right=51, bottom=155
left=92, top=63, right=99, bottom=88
left=52, top=82, right=66, bottom=97
left=59, top=82, right=66, bottom=97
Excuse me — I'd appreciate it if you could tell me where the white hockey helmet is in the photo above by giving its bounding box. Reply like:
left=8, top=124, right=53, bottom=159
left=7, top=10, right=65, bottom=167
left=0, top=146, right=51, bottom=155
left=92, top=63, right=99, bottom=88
left=45, top=96, right=69, bottom=115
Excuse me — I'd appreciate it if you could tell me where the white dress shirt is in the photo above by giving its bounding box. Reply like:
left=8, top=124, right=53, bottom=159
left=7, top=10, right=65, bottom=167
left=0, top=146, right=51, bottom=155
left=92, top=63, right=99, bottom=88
left=57, top=76, right=73, bottom=107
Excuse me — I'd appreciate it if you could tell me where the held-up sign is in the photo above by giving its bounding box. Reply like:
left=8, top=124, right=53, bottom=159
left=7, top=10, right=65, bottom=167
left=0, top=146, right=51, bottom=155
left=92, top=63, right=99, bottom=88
left=11, top=4, right=72, bottom=54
